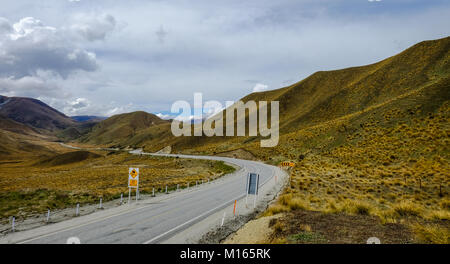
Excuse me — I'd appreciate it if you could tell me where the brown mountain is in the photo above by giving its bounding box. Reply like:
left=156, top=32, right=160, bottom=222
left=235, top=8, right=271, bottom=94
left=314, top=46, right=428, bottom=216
left=81, top=111, right=171, bottom=146
left=0, top=95, right=76, bottom=132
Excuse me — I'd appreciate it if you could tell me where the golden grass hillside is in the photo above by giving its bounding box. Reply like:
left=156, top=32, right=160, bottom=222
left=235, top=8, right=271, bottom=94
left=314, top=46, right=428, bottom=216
left=180, top=37, right=449, bottom=244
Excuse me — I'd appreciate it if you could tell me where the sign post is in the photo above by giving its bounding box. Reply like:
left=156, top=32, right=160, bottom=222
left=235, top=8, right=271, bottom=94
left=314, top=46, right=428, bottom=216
left=128, top=168, right=139, bottom=203
left=281, top=162, right=295, bottom=190
left=246, top=173, right=260, bottom=208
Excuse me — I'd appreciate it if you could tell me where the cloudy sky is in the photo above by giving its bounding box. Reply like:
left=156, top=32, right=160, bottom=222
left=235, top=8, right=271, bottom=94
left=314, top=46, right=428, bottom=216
left=0, top=0, right=449, bottom=117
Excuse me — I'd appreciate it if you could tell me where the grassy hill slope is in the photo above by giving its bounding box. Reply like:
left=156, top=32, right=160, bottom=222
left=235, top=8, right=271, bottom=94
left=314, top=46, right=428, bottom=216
left=80, top=111, right=172, bottom=147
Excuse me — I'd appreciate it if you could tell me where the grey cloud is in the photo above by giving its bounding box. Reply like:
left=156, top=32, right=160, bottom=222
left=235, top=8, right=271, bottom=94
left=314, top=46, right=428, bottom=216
left=0, top=75, right=68, bottom=99
left=155, top=25, right=167, bottom=43
left=0, top=17, right=12, bottom=34
left=0, top=17, right=98, bottom=79
left=71, top=14, right=116, bottom=41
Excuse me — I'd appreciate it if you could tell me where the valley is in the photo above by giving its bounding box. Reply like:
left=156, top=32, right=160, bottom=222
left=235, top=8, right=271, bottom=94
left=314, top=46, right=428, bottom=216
left=0, top=36, right=448, bottom=244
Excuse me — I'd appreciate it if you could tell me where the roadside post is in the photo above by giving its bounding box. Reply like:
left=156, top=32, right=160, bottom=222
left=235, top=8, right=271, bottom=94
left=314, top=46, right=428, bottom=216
left=152, top=187, right=155, bottom=197
left=281, top=162, right=295, bottom=191
left=245, top=174, right=251, bottom=207
left=233, top=200, right=237, bottom=217
left=246, top=173, right=260, bottom=209
left=128, top=168, right=140, bottom=204
left=99, top=198, right=103, bottom=209
left=12, top=216, right=15, bottom=232
left=165, top=185, right=168, bottom=194
left=46, top=209, right=50, bottom=223
left=76, top=203, right=80, bottom=216
left=120, top=193, right=123, bottom=205
left=221, top=212, right=226, bottom=227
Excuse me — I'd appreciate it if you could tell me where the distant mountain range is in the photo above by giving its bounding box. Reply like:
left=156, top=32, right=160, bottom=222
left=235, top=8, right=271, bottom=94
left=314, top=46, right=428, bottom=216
left=71, top=116, right=107, bottom=122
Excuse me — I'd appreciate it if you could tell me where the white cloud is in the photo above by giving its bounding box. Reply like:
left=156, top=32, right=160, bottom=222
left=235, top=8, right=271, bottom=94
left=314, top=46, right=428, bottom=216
left=69, top=97, right=89, bottom=109
left=0, top=74, right=68, bottom=99
left=41, top=96, right=135, bottom=117
left=252, top=83, right=268, bottom=92
left=104, top=104, right=134, bottom=116
left=156, top=113, right=174, bottom=120
left=71, top=14, right=117, bottom=42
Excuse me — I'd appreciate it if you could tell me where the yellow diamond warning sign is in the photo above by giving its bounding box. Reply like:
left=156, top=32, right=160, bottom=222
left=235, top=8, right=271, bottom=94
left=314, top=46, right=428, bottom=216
left=128, top=168, right=139, bottom=188
left=130, top=168, right=138, bottom=178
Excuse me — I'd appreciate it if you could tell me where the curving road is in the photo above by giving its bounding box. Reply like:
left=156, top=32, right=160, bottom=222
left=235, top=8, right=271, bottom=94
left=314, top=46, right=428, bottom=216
left=0, top=151, right=286, bottom=244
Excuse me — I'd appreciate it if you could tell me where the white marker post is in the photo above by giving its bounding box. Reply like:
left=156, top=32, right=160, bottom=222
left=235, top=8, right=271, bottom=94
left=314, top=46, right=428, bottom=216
left=76, top=203, right=80, bottom=216
left=177, top=184, right=179, bottom=191
left=152, top=188, right=155, bottom=197
left=46, top=209, right=50, bottom=223
left=99, top=198, right=103, bottom=209
left=128, top=188, right=131, bottom=205
left=12, top=216, right=15, bottom=232
left=221, top=212, right=226, bottom=227
left=245, top=174, right=251, bottom=207
left=165, top=185, right=168, bottom=194
left=253, top=174, right=260, bottom=209
left=120, top=193, right=123, bottom=205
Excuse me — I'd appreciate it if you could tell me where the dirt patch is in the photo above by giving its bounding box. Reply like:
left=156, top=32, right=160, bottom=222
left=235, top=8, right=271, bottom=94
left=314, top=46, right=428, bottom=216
left=215, top=149, right=257, bottom=161
left=269, top=210, right=416, bottom=244
left=223, top=215, right=281, bottom=244
left=199, top=211, right=260, bottom=244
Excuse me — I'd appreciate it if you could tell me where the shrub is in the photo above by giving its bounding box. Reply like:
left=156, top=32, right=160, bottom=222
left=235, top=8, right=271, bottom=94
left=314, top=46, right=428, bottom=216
left=393, top=201, right=422, bottom=217
left=287, top=198, right=308, bottom=211
left=426, top=210, right=450, bottom=221
left=272, top=222, right=284, bottom=234
left=265, top=204, right=289, bottom=216
left=341, top=200, right=373, bottom=215
left=412, top=223, right=449, bottom=244
left=288, top=231, right=326, bottom=243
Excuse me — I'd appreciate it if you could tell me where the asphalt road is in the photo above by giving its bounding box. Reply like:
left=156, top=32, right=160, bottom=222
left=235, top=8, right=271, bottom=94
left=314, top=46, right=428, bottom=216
left=1, top=152, right=284, bottom=244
